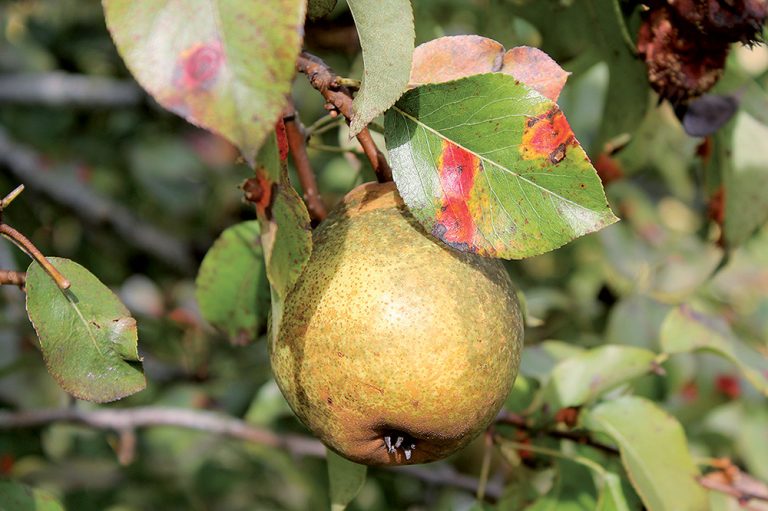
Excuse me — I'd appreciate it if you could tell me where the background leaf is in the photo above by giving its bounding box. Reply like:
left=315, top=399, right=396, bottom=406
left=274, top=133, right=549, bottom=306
left=347, top=0, right=414, bottom=136
left=722, top=112, right=768, bottom=247
left=307, top=0, right=337, bottom=20
left=385, top=72, right=617, bottom=258
left=195, top=221, right=270, bottom=344
left=327, top=448, right=366, bottom=511
left=584, top=396, right=708, bottom=511
left=541, top=345, right=656, bottom=409
left=0, top=480, right=65, bottom=511
left=103, top=0, right=305, bottom=163
left=25, top=258, right=145, bottom=403
left=409, top=36, right=569, bottom=101
left=660, top=305, right=768, bottom=396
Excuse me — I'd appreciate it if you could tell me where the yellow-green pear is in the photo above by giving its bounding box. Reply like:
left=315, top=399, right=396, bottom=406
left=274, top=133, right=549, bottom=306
left=270, top=182, right=523, bottom=465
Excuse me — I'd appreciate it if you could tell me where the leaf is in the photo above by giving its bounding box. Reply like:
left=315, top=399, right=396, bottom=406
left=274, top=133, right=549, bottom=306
left=25, top=258, right=146, bottom=403
left=385, top=73, right=618, bottom=258
left=410, top=36, right=569, bottom=102
left=0, top=480, right=65, bottom=511
left=605, top=294, right=672, bottom=350
left=253, top=124, right=312, bottom=346
left=542, top=345, right=657, bottom=409
left=527, top=460, right=597, bottom=511
left=195, top=221, right=270, bottom=344
left=327, top=448, right=366, bottom=511
left=597, top=472, right=632, bottom=511
left=507, top=0, right=649, bottom=151
left=583, top=396, right=708, bottom=511
left=520, top=340, right=585, bottom=382
left=660, top=305, right=768, bottom=396
left=307, top=0, right=336, bottom=20
left=102, top=0, right=305, bottom=164
left=722, top=112, right=768, bottom=247
left=347, top=0, right=414, bottom=136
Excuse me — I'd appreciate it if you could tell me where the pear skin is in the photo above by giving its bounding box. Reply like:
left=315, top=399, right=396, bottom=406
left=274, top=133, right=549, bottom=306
left=270, top=182, right=523, bottom=465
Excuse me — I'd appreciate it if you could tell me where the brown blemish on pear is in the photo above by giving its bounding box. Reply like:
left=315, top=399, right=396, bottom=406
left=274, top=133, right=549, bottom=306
left=270, top=182, right=524, bottom=465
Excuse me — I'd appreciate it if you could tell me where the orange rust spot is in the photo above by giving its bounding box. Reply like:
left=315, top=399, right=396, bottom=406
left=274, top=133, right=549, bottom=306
left=434, top=140, right=479, bottom=249
left=520, top=108, right=575, bottom=163
left=243, top=174, right=273, bottom=217
left=175, top=41, right=224, bottom=91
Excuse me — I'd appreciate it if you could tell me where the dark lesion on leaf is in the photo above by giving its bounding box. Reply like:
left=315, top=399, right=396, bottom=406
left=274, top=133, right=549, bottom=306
left=548, top=142, right=568, bottom=164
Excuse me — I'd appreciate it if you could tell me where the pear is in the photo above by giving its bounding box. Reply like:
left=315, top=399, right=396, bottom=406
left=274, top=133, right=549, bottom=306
left=270, top=182, right=523, bottom=465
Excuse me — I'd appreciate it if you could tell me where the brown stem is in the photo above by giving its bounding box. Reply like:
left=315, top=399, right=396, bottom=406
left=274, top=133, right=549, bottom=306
left=495, top=411, right=619, bottom=457
left=0, top=224, right=70, bottom=289
left=296, top=51, right=393, bottom=183
left=0, top=270, right=25, bottom=287
left=0, top=406, right=502, bottom=501
left=283, top=104, right=328, bottom=223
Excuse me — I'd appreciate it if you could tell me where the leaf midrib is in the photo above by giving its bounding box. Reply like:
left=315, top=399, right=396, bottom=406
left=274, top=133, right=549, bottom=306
left=392, top=105, right=612, bottom=218
left=64, top=290, right=107, bottom=359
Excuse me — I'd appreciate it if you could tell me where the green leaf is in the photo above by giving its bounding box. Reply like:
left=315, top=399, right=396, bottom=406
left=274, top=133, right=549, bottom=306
left=542, top=345, right=657, bottom=409
left=195, top=221, right=270, bottom=344
left=520, top=340, right=585, bottom=382
left=723, top=112, right=768, bottom=247
left=254, top=126, right=313, bottom=346
left=660, top=305, right=768, bottom=396
left=103, top=0, right=305, bottom=164
left=583, top=396, right=708, bottom=511
left=262, top=184, right=313, bottom=301
left=307, top=0, right=336, bottom=20
left=605, top=294, right=671, bottom=349
left=385, top=73, right=617, bottom=259
left=596, top=472, right=632, bottom=511
left=347, top=0, right=414, bottom=136
left=528, top=460, right=597, bottom=511
left=327, top=448, right=366, bottom=511
left=25, top=258, right=145, bottom=403
left=0, top=480, right=65, bottom=511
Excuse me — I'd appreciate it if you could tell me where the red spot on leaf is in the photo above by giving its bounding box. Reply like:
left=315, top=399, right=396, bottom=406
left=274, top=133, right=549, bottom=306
left=275, top=118, right=289, bottom=161
left=520, top=108, right=575, bottom=163
left=715, top=374, right=741, bottom=399
left=175, top=42, right=224, bottom=91
left=433, top=141, right=479, bottom=249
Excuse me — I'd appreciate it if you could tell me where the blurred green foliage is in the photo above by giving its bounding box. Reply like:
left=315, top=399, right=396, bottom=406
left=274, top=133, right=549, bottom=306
left=1, top=1, right=767, bottom=510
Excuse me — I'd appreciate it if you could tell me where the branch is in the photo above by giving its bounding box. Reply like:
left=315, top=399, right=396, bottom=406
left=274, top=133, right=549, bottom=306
left=0, top=406, right=503, bottom=501
left=0, top=270, right=25, bottom=287
left=0, top=224, right=70, bottom=289
left=295, top=52, right=392, bottom=183
left=0, top=72, right=142, bottom=107
left=495, top=411, right=619, bottom=456
left=0, top=127, right=195, bottom=273
left=283, top=104, right=328, bottom=223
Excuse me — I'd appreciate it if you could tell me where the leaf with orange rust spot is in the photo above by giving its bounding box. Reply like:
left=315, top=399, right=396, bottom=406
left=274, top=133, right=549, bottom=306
left=254, top=126, right=312, bottom=301
left=385, top=73, right=617, bottom=259
left=252, top=125, right=312, bottom=346
left=409, top=36, right=569, bottom=102
left=103, top=0, right=305, bottom=165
